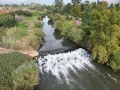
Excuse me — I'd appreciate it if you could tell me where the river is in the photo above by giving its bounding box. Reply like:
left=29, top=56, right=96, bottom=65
left=36, top=16, right=120, bottom=90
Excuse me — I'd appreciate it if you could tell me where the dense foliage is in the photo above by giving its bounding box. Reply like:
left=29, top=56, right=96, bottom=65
left=12, top=61, right=39, bottom=90
left=48, top=1, right=120, bottom=70
left=0, top=52, right=33, bottom=90
left=49, top=13, right=85, bottom=45
left=0, top=13, right=16, bottom=27
left=15, top=10, right=32, bottom=17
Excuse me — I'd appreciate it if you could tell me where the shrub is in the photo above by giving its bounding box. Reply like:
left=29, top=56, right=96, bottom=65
left=68, top=27, right=86, bottom=44
left=54, top=20, right=64, bottom=31
left=52, top=14, right=65, bottom=22
left=34, top=21, right=44, bottom=28
left=34, top=29, right=44, bottom=38
left=109, top=50, right=120, bottom=70
left=12, top=61, right=39, bottom=90
left=0, top=52, right=32, bottom=90
left=0, top=13, right=16, bottom=27
left=47, top=14, right=53, bottom=20
left=29, top=36, right=38, bottom=49
left=37, top=16, right=41, bottom=20
left=46, top=10, right=52, bottom=14
left=15, top=10, right=32, bottom=17
left=61, top=25, right=72, bottom=38
left=29, top=28, right=44, bottom=49
left=39, top=12, right=46, bottom=18
left=65, top=15, right=72, bottom=20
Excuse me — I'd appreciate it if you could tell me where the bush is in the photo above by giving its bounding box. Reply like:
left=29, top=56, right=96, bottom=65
left=65, top=15, right=72, bottom=20
left=29, top=36, right=39, bottom=49
left=29, top=29, right=44, bottom=49
left=37, top=16, right=41, bottom=20
left=15, top=10, right=32, bottom=17
left=68, top=27, right=86, bottom=44
left=52, top=14, right=65, bottom=22
left=47, top=14, right=53, bottom=20
left=54, top=20, right=64, bottom=31
left=34, top=28, right=44, bottom=38
left=0, top=52, right=32, bottom=90
left=61, top=25, right=72, bottom=38
left=12, top=61, right=39, bottom=90
left=34, top=21, right=44, bottom=28
left=109, top=50, right=120, bottom=70
left=0, top=13, right=16, bottom=27
left=39, top=12, right=46, bottom=18
left=61, top=20, right=76, bottom=38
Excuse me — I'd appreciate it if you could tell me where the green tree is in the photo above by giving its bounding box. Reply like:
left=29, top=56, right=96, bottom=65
left=64, top=3, right=72, bottom=14
left=0, top=13, right=16, bottom=27
left=110, top=50, right=120, bottom=70
left=54, top=0, right=63, bottom=13
left=70, top=4, right=81, bottom=17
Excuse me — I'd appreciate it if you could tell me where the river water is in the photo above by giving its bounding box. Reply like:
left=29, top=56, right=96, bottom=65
left=36, top=16, right=120, bottom=90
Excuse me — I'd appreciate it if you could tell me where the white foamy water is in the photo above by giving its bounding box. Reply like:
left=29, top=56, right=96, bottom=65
left=38, top=48, right=95, bottom=84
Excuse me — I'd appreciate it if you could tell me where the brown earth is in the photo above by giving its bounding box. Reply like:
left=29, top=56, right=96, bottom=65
left=0, top=47, right=38, bottom=57
left=0, top=9, right=14, bottom=15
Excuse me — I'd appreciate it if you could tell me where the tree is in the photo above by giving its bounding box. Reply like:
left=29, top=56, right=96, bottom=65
left=54, top=0, right=63, bottom=13
left=64, top=3, right=72, bottom=14
left=70, top=4, right=81, bottom=17
left=71, top=0, right=81, bottom=5
left=97, top=1, right=108, bottom=10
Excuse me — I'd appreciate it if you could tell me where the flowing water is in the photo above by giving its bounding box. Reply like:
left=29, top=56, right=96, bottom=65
left=36, top=16, right=120, bottom=90
left=38, top=16, right=77, bottom=56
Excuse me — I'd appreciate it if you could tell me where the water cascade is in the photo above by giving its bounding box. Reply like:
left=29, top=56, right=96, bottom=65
left=38, top=48, right=95, bottom=84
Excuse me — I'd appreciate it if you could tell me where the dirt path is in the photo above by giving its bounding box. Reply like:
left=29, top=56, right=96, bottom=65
left=0, top=47, right=14, bottom=54
left=0, top=47, right=38, bottom=57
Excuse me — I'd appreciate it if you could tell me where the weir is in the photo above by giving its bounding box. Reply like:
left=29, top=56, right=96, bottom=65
left=38, top=48, right=94, bottom=84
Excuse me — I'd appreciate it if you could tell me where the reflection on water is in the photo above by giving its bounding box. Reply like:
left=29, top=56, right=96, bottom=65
left=53, top=30, right=62, bottom=40
left=39, top=16, right=78, bottom=55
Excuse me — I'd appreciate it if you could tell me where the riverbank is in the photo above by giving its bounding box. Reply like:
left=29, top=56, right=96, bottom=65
left=0, top=11, right=45, bottom=57
left=0, top=47, right=38, bottom=57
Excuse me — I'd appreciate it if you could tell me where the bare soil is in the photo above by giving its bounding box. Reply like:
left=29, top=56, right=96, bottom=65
left=0, top=9, right=14, bottom=15
left=0, top=47, right=38, bottom=57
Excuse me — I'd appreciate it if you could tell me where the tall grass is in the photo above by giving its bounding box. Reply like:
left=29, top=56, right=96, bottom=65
left=2, top=36, right=22, bottom=49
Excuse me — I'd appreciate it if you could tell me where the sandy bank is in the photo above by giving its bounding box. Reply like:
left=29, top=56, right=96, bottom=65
left=0, top=47, right=38, bottom=57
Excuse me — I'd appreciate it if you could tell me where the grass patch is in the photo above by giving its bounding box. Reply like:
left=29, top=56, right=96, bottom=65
left=16, top=23, right=29, bottom=37
left=32, top=11, right=40, bottom=16
left=0, top=52, right=32, bottom=90
left=0, top=11, right=44, bottom=50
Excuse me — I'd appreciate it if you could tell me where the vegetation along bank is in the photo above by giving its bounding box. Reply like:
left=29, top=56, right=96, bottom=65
left=47, top=1, right=120, bottom=71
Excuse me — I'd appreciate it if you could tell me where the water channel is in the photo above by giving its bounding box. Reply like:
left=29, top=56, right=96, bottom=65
left=36, top=16, right=120, bottom=90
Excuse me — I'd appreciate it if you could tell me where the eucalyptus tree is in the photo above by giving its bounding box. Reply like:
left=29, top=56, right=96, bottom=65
left=54, top=0, right=63, bottom=13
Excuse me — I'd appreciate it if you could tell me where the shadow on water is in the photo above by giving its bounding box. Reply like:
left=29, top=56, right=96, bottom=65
left=53, top=30, right=62, bottom=40
left=38, top=16, right=78, bottom=56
